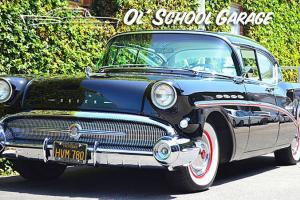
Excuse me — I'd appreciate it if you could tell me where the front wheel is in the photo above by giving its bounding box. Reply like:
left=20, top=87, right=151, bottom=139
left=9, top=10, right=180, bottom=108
left=11, top=159, right=66, bottom=180
left=167, top=122, right=219, bottom=192
left=274, top=133, right=300, bottom=165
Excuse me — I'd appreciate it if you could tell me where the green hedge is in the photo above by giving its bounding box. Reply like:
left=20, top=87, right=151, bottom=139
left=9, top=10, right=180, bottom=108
left=0, top=0, right=115, bottom=75
left=1, top=0, right=299, bottom=79
left=236, top=0, right=300, bottom=82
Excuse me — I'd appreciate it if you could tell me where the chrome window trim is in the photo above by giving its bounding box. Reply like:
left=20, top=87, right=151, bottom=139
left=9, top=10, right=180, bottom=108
left=0, top=110, right=176, bottom=136
left=234, top=44, right=279, bottom=85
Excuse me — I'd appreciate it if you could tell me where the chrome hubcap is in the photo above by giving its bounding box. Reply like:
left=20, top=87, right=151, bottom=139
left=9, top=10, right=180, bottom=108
left=189, top=137, right=211, bottom=177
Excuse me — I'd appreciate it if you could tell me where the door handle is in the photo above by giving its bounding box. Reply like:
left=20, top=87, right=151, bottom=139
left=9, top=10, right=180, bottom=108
left=265, top=87, right=274, bottom=93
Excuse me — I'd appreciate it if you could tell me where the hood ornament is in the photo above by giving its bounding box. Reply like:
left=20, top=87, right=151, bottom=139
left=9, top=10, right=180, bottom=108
left=69, top=123, right=82, bottom=140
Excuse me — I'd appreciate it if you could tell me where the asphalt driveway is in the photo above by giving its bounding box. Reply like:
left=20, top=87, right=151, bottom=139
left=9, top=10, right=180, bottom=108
left=0, top=154, right=299, bottom=200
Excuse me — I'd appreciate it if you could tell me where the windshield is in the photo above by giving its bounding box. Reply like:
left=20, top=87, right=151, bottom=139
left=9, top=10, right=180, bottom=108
left=103, top=33, right=237, bottom=76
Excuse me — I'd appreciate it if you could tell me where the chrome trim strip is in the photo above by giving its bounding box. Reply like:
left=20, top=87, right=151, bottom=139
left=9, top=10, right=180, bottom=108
left=91, top=152, right=160, bottom=167
left=78, top=130, right=126, bottom=136
left=93, top=141, right=99, bottom=166
left=43, top=137, right=49, bottom=163
left=0, top=110, right=176, bottom=136
left=92, top=147, right=153, bottom=155
left=0, top=126, right=6, bottom=152
left=21, top=78, right=35, bottom=107
left=195, top=100, right=298, bottom=127
left=3, top=140, right=154, bottom=155
left=34, top=129, right=127, bottom=136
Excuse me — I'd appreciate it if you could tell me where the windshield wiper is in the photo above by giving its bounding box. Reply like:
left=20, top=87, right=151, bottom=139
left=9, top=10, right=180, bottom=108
left=92, top=65, right=233, bottom=79
left=172, top=68, right=233, bottom=79
left=85, top=64, right=149, bottom=78
left=97, top=65, right=200, bottom=77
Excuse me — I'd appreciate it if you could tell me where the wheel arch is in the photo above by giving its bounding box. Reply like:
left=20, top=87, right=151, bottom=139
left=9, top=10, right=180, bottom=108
left=204, top=109, right=236, bottom=163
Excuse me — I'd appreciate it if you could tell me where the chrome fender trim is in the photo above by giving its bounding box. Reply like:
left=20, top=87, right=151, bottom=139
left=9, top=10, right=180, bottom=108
left=0, top=125, right=6, bottom=153
left=195, top=100, right=298, bottom=128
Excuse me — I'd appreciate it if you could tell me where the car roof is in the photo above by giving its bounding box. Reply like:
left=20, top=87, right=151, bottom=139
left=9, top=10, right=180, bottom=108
left=216, top=32, right=269, bottom=52
left=114, top=30, right=269, bottom=53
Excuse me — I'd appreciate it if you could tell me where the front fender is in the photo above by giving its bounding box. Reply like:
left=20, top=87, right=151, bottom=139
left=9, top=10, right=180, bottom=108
left=0, top=76, right=30, bottom=117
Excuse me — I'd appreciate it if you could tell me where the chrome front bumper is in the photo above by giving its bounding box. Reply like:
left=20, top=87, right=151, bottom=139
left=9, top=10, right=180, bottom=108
left=0, top=111, right=200, bottom=170
left=0, top=137, right=200, bottom=170
left=1, top=144, right=160, bottom=168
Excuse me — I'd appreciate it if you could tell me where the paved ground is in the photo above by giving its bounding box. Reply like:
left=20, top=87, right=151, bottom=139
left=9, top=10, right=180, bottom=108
left=0, top=154, right=299, bottom=200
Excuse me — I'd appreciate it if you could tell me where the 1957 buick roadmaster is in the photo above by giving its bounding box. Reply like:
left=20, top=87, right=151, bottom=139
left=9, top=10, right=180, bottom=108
left=0, top=30, right=299, bottom=192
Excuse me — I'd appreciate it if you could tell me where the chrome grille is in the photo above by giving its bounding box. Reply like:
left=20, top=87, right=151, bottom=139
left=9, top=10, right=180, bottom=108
left=5, top=117, right=168, bottom=149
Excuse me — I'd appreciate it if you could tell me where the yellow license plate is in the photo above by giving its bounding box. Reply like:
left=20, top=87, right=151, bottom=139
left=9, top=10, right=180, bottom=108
left=53, top=141, right=87, bottom=164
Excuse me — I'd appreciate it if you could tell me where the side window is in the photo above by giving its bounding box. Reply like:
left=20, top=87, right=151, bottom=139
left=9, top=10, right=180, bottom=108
left=257, top=52, right=275, bottom=83
left=240, top=48, right=259, bottom=80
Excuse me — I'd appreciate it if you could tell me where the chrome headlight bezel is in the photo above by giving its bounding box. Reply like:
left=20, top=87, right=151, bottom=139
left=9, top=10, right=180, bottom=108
left=151, top=81, right=177, bottom=110
left=0, top=78, right=13, bottom=103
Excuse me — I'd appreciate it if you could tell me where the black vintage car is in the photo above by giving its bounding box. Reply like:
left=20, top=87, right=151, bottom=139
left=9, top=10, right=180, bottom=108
left=0, top=30, right=299, bottom=192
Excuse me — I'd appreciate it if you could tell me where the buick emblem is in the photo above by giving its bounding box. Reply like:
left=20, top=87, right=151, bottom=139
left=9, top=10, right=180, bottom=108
left=69, top=123, right=82, bottom=140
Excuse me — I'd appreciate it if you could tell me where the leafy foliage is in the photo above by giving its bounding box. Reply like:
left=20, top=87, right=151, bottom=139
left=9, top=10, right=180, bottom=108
left=0, top=158, right=17, bottom=176
left=91, top=0, right=118, bottom=17
left=237, top=0, right=300, bottom=82
left=0, top=0, right=299, bottom=79
left=282, top=69, right=298, bottom=83
left=0, top=0, right=115, bottom=75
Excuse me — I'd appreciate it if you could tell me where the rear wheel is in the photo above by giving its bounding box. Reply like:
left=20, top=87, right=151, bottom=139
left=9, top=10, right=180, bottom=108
left=11, top=159, right=66, bottom=180
left=167, top=122, right=219, bottom=192
left=275, top=104, right=300, bottom=165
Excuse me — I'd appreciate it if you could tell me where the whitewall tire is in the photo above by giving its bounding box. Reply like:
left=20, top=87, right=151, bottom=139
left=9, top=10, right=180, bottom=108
left=167, top=122, right=219, bottom=192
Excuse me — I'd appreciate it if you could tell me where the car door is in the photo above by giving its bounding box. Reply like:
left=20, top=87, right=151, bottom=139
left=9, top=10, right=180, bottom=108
left=239, top=47, right=279, bottom=151
left=258, top=52, right=297, bottom=147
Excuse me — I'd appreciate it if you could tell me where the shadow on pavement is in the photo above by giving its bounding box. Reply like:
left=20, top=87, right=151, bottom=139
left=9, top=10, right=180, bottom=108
left=214, top=155, right=278, bottom=186
left=0, top=155, right=279, bottom=199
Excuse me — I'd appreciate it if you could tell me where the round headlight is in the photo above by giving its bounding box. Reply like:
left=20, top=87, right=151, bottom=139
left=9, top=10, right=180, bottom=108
left=151, top=81, right=177, bottom=109
left=0, top=78, right=12, bottom=103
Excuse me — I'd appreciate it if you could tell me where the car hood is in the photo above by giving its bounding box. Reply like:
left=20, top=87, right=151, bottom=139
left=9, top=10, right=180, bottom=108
left=23, top=75, right=153, bottom=114
left=22, top=71, right=234, bottom=116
